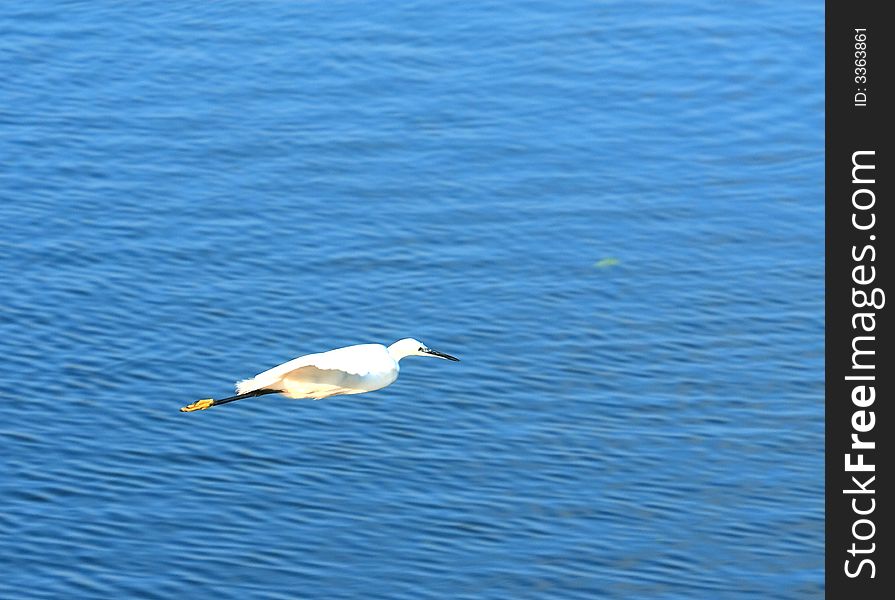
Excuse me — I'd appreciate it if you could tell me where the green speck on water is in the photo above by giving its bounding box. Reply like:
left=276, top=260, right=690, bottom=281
left=594, top=257, right=620, bottom=268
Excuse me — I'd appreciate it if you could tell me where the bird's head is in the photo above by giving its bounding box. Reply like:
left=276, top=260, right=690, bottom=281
left=388, top=338, right=460, bottom=362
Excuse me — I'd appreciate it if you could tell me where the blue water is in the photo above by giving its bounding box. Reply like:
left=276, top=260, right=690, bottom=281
left=0, top=2, right=823, bottom=598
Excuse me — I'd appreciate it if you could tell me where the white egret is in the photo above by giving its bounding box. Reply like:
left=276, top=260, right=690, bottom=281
left=180, top=338, right=459, bottom=412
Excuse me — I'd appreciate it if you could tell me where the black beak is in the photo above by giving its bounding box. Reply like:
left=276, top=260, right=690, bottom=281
left=425, top=348, right=460, bottom=361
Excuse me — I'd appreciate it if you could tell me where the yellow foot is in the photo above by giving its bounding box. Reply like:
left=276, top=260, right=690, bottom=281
left=181, top=398, right=214, bottom=412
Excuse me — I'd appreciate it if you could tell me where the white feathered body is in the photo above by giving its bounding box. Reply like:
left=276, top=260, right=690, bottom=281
left=235, top=343, right=400, bottom=399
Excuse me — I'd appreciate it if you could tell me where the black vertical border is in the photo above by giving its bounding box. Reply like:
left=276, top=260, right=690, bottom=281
left=826, top=1, right=891, bottom=597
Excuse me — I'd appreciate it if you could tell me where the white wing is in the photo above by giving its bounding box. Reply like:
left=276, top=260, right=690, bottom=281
left=235, top=344, right=390, bottom=394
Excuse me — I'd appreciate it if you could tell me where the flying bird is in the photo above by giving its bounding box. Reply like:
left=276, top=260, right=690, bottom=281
left=180, top=338, right=459, bottom=412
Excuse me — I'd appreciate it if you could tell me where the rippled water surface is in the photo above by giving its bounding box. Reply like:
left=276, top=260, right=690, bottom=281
left=1, top=1, right=823, bottom=598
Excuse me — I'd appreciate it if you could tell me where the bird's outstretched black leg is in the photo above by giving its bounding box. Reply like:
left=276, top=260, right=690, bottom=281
left=180, top=388, right=282, bottom=412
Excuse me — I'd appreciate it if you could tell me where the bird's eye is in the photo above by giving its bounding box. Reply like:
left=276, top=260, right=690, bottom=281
left=419, top=347, right=425, bottom=352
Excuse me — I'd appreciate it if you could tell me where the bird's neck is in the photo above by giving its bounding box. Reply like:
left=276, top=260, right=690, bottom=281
left=387, top=342, right=415, bottom=362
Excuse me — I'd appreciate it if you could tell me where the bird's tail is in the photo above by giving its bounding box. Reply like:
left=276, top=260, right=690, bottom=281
left=180, top=388, right=282, bottom=412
